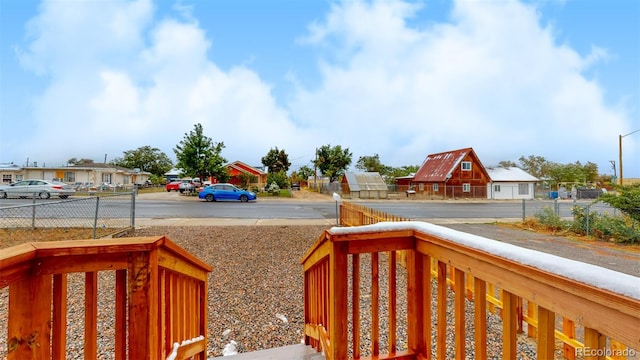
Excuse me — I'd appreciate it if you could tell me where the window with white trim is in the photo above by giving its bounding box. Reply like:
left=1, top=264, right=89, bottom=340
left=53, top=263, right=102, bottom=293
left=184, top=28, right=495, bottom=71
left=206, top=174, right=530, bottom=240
left=463, top=183, right=470, bottom=192
left=2, top=174, right=12, bottom=183
left=64, top=172, right=75, bottom=182
left=494, top=185, right=501, bottom=192
left=461, top=161, right=471, bottom=171
left=102, top=174, right=112, bottom=183
left=518, top=183, right=529, bottom=195
left=433, top=184, right=439, bottom=192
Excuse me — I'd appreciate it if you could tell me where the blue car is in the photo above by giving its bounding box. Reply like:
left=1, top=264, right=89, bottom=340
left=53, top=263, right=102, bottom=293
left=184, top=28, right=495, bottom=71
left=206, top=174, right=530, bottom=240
left=198, top=183, right=257, bottom=202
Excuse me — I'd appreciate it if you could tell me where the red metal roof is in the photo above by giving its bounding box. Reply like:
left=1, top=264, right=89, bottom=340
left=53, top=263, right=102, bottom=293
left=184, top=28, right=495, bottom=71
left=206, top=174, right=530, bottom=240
left=413, top=147, right=474, bottom=182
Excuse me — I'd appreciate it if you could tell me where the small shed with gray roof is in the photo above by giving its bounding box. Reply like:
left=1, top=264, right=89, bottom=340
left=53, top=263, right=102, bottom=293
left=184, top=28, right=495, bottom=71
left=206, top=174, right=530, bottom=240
left=486, top=166, right=538, bottom=200
left=341, top=172, right=388, bottom=199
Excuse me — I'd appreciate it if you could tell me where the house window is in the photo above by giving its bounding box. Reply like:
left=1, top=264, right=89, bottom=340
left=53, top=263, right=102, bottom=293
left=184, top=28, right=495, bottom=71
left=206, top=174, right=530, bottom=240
left=463, top=183, right=471, bottom=192
left=461, top=161, right=471, bottom=171
left=2, top=174, right=11, bottom=183
left=102, top=174, right=112, bottom=183
left=518, top=183, right=529, bottom=195
left=419, top=183, right=424, bottom=191
left=64, top=172, right=75, bottom=182
left=494, top=185, right=501, bottom=192
left=16, top=175, right=23, bottom=181
left=432, top=184, right=439, bottom=192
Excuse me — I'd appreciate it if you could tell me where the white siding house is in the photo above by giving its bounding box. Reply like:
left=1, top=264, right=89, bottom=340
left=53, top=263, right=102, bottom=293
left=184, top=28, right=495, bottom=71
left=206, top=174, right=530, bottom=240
left=486, top=167, right=538, bottom=200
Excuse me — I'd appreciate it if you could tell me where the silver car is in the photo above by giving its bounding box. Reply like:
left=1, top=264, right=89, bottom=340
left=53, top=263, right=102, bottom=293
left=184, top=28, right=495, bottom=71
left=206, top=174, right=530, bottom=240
left=0, top=179, right=75, bottom=199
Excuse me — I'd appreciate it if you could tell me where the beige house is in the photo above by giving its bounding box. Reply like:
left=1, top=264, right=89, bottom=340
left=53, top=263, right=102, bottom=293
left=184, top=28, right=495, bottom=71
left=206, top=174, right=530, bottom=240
left=0, top=163, right=150, bottom=189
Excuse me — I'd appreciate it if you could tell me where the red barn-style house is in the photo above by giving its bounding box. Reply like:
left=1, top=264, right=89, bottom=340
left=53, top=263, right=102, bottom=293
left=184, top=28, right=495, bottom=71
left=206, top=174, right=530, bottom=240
left=411, top=147, right=490, bottom=199
left=225, top=161, right=267, bottom=189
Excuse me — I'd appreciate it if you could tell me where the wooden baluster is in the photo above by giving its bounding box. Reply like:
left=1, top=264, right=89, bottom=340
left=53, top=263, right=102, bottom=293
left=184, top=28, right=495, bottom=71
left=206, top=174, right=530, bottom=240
left=329, top=241, right=348, bottom=360
left=115, top=269, right=127, bottom=360
left=516, top=296, right=523, bottom=334
left=454, top=268, right=465, bottom=360
left=487, top=282, right=496, bottom=314
left=584, top=327, right=605, bottom=360
left=352, top=254, right=361, bottom=358
left=437, top=261, right=447, bottom=360
left=474, top=277, right=487, bottom=360
left=371, top=252, right=380, bottom=356
left=609, top=339, right=627, bottom=360
left=388, top=251, right=397, bottom=354
left=85, top=271, right=98, bottom=360
left=526, top=301, right=537, bottom=339
left=407, top=250, right=426, bottom=357
left=563, top=318, right=576, bottom=360
left=465, top=272, right=474, bottom=301
left=537, top=306, right=555, bottom=359
left=502, top=290, right=517, bottom=360
left=52, top=273, right=68, bottom=360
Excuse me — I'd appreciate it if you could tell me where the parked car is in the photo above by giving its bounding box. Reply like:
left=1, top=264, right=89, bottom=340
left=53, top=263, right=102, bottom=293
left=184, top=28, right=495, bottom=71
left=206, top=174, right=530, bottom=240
left=166, top=181, right=181, bottom=192
left=179, top=179, right=196, bottom=193
left=0, top=179, right=75, bottom=199
left=198, top=183, right=257, bottom=202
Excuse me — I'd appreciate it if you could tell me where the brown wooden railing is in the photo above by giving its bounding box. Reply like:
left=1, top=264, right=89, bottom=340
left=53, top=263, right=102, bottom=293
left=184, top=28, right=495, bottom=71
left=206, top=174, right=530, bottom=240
left=1, top=236, right=212, bottom=360
left=302, top=205, right=640, bottom=359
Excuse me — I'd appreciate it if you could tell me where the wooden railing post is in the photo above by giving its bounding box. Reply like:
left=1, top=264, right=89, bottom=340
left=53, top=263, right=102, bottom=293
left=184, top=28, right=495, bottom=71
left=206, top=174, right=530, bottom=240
left=7, top=274, right=52, bottom=360
left=128, top=250, right=159, bottom=360
left=502, top=290, right=517, bottom=360
left=407, top=249, right=425, bottom=356
left=329, top=241, right=348, bottom=360
left=537, top=306, right=555, bottom=359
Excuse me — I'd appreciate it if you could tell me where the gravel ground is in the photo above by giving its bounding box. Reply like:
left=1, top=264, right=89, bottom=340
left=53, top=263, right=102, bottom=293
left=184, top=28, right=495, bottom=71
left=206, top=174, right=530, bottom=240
left=1, top=225, right=636, bottom=359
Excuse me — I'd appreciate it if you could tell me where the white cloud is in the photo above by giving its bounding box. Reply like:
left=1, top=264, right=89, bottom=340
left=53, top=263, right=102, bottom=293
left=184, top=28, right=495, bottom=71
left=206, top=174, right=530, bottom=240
left=7, top=0, right=636, bottom=176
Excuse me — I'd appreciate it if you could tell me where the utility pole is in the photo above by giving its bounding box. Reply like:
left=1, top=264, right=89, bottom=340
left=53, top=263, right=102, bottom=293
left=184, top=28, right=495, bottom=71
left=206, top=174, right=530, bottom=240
left=314, top=147, right=317, bottom=191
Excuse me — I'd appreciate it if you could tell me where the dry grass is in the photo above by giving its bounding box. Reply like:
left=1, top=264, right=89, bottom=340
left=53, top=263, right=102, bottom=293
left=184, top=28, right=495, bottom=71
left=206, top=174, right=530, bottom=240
left=0, top=227, right=123, bottom=249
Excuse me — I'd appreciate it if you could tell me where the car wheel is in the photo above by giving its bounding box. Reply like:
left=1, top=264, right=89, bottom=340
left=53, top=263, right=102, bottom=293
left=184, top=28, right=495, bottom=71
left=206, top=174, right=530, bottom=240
left=167, top=189, right=170, bottom=192
left=205, top=194, right=214, bottom=202
left=39, top=192, right=51, bottom=199
left=240, top=194, right=248, bottom=203
left=59, top=195, right=69, bottom=199
left=0, top=191, right=6, bottom=199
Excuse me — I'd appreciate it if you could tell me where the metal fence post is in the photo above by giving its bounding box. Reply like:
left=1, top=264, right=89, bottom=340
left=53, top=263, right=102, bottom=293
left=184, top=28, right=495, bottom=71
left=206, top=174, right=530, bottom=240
left=130, top=191, right=136, bottom=228
left=93, top=196, right=100, bottom=239
left=31, top=195, right=36, bottom=230
left=522, top=199, right=526, bottom=222
left=585, top=205, right=590, bottom=236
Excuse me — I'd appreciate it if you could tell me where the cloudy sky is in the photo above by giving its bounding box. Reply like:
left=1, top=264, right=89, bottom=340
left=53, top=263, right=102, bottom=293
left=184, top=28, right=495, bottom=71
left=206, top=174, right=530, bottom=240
left=1, top=0, right=638, bottom=177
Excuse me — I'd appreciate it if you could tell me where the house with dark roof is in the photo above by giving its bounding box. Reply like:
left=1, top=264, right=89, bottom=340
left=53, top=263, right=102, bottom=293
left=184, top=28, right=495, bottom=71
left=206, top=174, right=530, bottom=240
left=486, top=166, right=539, bottom=200
left=411, top=147, right=490, bottom=199
left=341, top=172, right=388, bottom=199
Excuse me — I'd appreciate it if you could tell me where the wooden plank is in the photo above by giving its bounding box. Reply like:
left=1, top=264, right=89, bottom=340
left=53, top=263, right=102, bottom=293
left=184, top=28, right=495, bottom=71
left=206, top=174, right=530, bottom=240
left=563, top=317, right=576, bottom=360
left=422, top=254, right=431, bottom=357
left=84, top=271, right=98, bottom=360
left=158, top=248, right=209, bottom=281
left=537, top=306, right=555, bottom=359
left=8, top=274, right=52, bottom=360
left=36, top=254, right=127, bottom=275
left=408, top=249, right=426, bottom=355
left=115, top=269, right=127, bottom=360
left=454, top=268, right=465, bottom=360
left=526, top=301, right=538, bottom=338
left=437, top=261, right=447, bottom=360
left=502, top=290, right=517, bottom=360
left=371, top=252, right=380, bottom=356
left=52, top=273, right=68, bottom=360
left=347, top=236, right=414, bottom=255
left=474, top=277, right=487, bottom=360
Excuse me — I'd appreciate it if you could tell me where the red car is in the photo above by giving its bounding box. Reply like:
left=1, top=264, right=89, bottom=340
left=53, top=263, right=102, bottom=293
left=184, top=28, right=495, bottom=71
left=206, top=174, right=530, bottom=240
left=165, top=181, right=181, bottom=192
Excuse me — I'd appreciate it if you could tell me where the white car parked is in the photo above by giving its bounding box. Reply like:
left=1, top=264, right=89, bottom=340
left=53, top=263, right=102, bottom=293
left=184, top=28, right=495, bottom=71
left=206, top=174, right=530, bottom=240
left=0, top=179, right=75, bottom=199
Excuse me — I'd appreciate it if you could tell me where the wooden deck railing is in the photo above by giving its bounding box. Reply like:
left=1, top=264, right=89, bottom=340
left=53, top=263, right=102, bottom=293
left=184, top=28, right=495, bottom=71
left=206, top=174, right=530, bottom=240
left=1, top=236, right=212, bottom=360
left=302, top=206, right=640, bottom=359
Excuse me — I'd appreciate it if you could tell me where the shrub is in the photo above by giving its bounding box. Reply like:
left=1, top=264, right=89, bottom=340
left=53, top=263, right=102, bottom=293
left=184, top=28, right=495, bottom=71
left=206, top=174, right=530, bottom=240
left=267, top=182, right=280, bottom=196
left=534, top=206, right=569, bottom=232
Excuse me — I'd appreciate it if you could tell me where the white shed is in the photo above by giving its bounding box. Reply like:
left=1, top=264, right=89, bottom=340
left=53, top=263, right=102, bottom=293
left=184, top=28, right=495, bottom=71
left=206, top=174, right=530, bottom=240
left=486, top=167, right=538, bottom=200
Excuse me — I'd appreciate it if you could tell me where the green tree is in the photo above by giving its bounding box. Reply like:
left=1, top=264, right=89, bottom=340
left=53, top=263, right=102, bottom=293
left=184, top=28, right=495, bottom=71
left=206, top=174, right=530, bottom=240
left=267, top=170, right=289, bottom=189
left=173, top=123, right=227, bottom=182
left=498, top=160, right=518, bottom=168
left=296, top=165, right=316, bottom=182
left=110, top=146, right=173, bottom=176
left=518, top=155, right=551, bottom=179
left=355, top=154, right=390, bottom=174
left=598, top=184, right=640, bottom=223
left=67, top=158, right=95, bottom=165
left=314, top=144, right=352, bottom=182
left=261, top=147, right=291, bottom=173
left=238, top=173, right=257, bottom=190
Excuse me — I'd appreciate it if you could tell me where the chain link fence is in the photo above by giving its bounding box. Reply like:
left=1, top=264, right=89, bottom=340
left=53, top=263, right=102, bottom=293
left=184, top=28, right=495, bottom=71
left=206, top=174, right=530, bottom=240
left=0, top=192, right=135, bottom=241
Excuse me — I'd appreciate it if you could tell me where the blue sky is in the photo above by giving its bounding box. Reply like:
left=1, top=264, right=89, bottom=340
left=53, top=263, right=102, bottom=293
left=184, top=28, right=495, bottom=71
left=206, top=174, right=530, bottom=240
left=1, top=0, right=638, bottom=177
